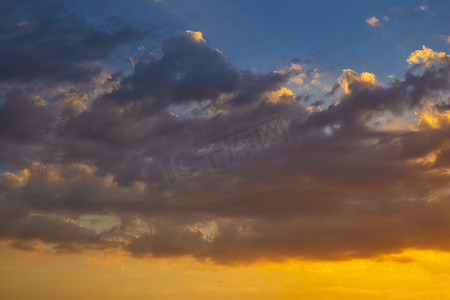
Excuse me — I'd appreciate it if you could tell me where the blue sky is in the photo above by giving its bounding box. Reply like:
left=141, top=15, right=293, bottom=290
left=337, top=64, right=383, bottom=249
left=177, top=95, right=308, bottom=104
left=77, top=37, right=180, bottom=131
left=164, top=0, right=449, bottom=77
left=8, top=0, right=447, bottom=79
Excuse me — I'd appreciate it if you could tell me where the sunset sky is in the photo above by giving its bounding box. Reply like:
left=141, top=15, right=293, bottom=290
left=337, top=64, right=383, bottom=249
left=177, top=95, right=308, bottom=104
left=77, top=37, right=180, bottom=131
left=1, top=0, right=450, bottom=299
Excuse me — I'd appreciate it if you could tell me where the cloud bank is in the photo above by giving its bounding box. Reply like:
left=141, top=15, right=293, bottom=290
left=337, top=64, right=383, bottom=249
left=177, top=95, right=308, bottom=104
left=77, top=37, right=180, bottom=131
left=2, top=1, right=450, bottom=265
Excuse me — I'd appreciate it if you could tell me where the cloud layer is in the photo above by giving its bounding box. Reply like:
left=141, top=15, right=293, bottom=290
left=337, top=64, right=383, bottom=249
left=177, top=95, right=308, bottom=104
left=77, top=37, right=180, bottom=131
left=2, top=1, right=450, bottom=265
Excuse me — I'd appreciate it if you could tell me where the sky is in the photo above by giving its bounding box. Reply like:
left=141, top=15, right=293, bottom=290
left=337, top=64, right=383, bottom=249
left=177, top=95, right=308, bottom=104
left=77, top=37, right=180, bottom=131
left=0, top=0, right=450, bottom=299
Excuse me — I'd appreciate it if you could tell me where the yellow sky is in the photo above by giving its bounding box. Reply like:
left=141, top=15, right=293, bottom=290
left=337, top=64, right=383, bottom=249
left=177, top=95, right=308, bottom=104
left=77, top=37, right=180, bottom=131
left=2, top=243, right=450, bottom=300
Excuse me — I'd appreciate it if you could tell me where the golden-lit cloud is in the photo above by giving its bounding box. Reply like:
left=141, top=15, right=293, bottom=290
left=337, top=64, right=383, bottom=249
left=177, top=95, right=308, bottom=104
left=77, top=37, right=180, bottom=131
left=365, top=16, right=380, bottom=27
left=289, top=63, right=302, bottom=72
left=414, top=102, right=450, bottom=130
left=338, top=69, right=377, bottom=94
left=186, top=30, right=206, bottom=43
left=264, top=87, right=295, bottom=103
left=407, top=45, right=449, bottom=67
left=290, top=73, right=306, bottom=86
left=1, top=172, right=26, bottom=189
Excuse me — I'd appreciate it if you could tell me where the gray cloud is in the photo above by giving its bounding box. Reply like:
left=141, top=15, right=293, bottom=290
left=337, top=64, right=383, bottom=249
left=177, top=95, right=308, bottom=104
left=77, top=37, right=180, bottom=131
left=0, top=0, right=152, bottom=84
left=1, top=4, right=450, bottom=264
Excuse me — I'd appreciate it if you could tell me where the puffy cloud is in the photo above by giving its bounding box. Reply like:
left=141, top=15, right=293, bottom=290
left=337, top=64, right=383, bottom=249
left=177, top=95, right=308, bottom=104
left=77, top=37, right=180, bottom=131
left=97, top=31, right=293, bottom=115
left=291, top=73, right=306, bottom=86
left=263, top=87, right=295, bottom=104
left=407, top=46, right=450, bottom=67
left=289, top=63, right=302, bottom=72
left=1, top=172, right=27, bottom=189
left=338, top=69, right=377, bottom=94
left=104, top=31, right=241, bottom=107
left=186, top=30, right=206, bottom=43
left=0, top=88, right=54, bottom=143
left=365, top=16, right=380, bottom=27
left=0, top=6, right=150, bottom=84
left=414, top=103, right=450, bottom=130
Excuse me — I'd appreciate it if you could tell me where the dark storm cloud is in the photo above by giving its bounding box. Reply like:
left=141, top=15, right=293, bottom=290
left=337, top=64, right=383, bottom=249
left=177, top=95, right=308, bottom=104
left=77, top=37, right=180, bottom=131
left=102, top=33, right=290, bottom=109
left=299, top=63, right=450, bottom=138
left=228, top=70, right=291, bottom=106
left=1, top=6, right=450, bottom=265
left=41, top=30, right=296, bottom=186
left=0, top=0, right=151, bottom=84
left=0, top=88, right=53, bottom=143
